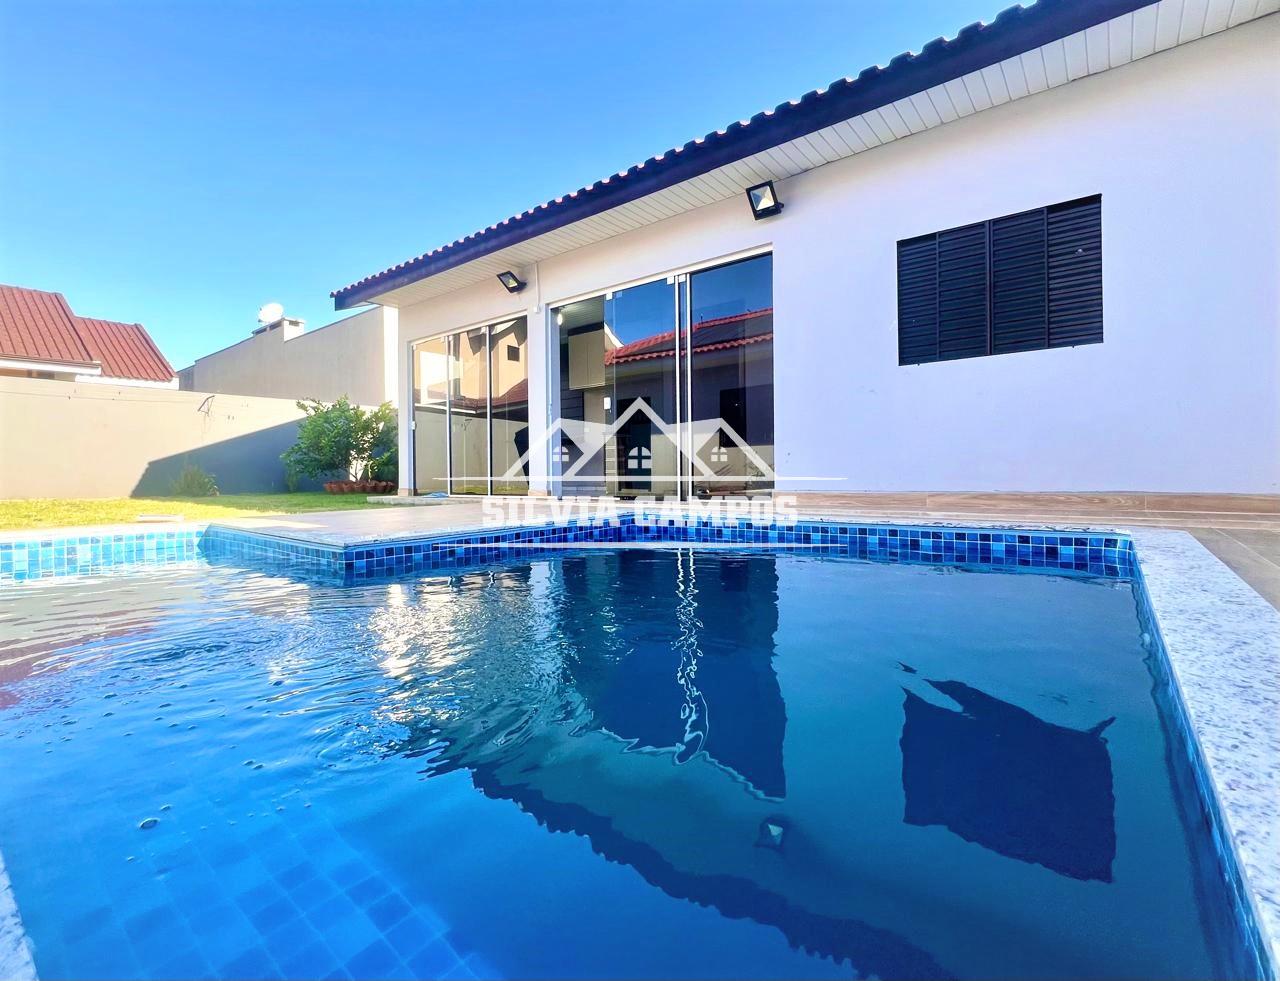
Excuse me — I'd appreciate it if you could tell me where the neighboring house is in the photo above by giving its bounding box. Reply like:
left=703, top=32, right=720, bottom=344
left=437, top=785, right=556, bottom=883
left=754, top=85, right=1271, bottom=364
left=331, top=0, right=1279, bottom=499
left=178, top=306, right=398, bottom=406
left=0, top=284, right=175, bottom=387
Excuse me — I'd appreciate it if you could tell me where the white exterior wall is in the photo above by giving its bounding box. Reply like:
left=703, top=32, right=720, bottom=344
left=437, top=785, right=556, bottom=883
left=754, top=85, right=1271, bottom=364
left=393, top=17, right=1279, bottom=495
left=183, top=307, right=399, bottom=406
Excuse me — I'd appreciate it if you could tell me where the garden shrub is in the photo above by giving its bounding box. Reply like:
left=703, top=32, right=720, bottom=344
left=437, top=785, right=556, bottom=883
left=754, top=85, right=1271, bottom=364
left=282, top=398, right=397, bottom=481
left=170, top=462, right=219, bottom=497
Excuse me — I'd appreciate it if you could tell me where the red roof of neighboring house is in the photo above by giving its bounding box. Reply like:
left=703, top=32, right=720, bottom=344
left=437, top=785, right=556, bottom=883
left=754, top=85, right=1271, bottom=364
left=605, top=308, right=773, bottom=365
left=75, top=317, right=176, bottom=383
left=448, top=377, right=529, bottom=413
left=0, top=284, right=95, bottom=367
left=0, top=284, right=174, bottom=382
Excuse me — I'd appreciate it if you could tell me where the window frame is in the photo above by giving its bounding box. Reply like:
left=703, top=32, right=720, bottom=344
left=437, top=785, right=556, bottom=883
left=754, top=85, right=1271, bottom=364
left=408, top=314, right=529, bottom=496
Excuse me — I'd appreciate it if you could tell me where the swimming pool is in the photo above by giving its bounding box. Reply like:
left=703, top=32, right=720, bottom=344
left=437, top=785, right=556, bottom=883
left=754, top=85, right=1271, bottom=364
left=0, top=536, right=1268, bottom=978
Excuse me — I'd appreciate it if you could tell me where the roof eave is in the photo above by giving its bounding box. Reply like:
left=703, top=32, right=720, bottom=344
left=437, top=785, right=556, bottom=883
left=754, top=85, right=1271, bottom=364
left=0, top=355, right=101, bottom=374
left=332, top=0, right=1158, bottom=310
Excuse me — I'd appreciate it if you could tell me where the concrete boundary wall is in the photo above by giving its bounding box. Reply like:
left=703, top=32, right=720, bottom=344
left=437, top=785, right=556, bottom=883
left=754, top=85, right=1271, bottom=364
left=0, top=376, right=322, bottom=498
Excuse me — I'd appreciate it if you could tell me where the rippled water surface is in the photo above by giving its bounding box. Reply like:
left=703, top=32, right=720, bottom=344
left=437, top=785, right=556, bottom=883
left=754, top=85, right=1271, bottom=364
left=0, top=550, right=1257, bottom=979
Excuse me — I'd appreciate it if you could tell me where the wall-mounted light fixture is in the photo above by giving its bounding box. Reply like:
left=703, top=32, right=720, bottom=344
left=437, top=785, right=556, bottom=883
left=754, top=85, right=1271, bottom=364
left=497, top=271, right=526, bottom=293
left=745, top=180, right=783, bottom=220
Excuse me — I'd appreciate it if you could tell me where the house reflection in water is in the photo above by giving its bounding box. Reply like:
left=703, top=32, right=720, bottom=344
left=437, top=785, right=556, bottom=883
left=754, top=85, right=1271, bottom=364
left=352, top=545, right=1247, bottom=980
left=383, top=551, right=950, bottom=979
left=900, top=678, right=1117, bottom=882
left=561, top=551, right=787, bottom=798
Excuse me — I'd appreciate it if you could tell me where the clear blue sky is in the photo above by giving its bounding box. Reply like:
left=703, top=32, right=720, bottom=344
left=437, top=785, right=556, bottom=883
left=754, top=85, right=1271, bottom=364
left=0, top=0, right=998, bottom=368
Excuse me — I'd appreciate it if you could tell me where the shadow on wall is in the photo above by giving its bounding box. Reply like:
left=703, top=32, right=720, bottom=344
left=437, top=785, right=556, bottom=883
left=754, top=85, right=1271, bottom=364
left=132, top=420, right=323, bottom=496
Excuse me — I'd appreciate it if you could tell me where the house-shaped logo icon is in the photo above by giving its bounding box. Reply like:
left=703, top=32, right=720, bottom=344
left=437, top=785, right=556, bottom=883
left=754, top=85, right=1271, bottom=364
left=500, top=398, right=775, bottom=491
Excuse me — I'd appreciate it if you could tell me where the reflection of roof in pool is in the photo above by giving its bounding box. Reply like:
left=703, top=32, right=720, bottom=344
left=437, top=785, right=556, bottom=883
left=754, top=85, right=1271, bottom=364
left=901, top=678, right=1116, bottom=882
left=605, top=308, right=773, bottom=365
left=565, top=629, right=787, bottom=798
left=463, top=762, right=952, bottom=980
left=376, top=550, right=944, bottom=975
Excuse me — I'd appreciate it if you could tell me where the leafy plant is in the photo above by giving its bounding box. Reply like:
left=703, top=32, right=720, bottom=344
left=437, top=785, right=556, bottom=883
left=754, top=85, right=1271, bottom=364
left=169, top=462, right=219, bottom=497
left=367, top=413, right=399, bottom=482
left=281, top=398, right=397, bottom=481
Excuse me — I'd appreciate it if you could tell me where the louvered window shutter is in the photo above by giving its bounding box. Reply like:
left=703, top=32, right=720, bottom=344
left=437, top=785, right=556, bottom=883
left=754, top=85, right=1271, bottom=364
left=991, top=208, right=1049, bottom=354
left=937, top=222, right=990, bottom=360
left=896, top=234, right=939, bottom=365
left=897, top=195, right=1101, bottom=365
left=1047, top=196, right=1104, bottom=348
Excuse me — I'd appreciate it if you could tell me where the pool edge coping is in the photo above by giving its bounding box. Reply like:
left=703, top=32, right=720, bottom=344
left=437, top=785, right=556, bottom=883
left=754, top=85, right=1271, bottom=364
left=0, top=849, right=37, bottom=981
left=1128, top=527, right=1280, bottom=975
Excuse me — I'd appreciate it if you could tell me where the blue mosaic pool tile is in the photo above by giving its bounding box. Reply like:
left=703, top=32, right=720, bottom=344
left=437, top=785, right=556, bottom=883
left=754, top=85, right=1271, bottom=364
left=195, top=515, right=1137, bottom=586
left=0, top=517, right=1138, bottom=588
left=200, top=526, right=346, bottom=579
left=0, top=529, right=204, bottom=583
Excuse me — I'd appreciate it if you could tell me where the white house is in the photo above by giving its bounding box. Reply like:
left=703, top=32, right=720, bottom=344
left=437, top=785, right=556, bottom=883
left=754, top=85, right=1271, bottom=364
left=329, top=0, right=1279, bottom=501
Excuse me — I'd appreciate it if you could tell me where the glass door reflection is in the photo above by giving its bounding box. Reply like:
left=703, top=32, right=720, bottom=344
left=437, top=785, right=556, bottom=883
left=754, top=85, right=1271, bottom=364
left=605, top=280, right=678, bottom=498
left=687, top=254, right=774, bottom=497
left=552, top=253, right=773, bottom=500
left=554, top=280, right=679, bottom=498
left=449, top=327, right=490, bottom=495
left=412, top=335, right=449, bottom=494
left=410, top=315, right=530, bottom=496
left=490, top=319, right=529, bottom=496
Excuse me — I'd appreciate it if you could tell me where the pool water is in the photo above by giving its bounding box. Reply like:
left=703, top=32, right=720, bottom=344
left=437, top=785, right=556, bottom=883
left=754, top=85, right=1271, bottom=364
left=0, top=549, right=1256, bottom=979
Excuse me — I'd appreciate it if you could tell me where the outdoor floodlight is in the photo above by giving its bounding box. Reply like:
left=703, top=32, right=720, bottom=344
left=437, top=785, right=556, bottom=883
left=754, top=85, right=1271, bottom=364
left=746, top=180, right=783, bottom=220
left=497, top=271, right=526, bottom=293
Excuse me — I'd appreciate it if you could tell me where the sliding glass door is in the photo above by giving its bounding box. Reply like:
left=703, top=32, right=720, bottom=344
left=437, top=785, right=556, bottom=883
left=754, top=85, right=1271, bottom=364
left=687, top=254, right=774, bottom=497
left=411, top=253, right=772, bottom=500
left=490, top=318, right=530, bottom=495
left=449, top=326, right=489, bottom=495
left=410, top=316, right=529, bottom=496
left=552, top=252, right=773, bottom=500
left=554, top=280, right=679, bottom=498
left=411, top=336, right=449, bottom=494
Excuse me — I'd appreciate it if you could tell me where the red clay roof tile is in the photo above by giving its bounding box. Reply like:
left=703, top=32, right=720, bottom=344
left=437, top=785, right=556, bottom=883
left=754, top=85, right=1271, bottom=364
left=0, top=284, right=95, bottom=367
left=75, top=317, right=175, bottom=383
left=0, top=284, right=174, bottom=382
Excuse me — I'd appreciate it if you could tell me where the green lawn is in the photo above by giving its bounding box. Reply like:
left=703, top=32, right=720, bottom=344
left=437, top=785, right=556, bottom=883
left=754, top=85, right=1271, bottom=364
left=0, top=493, right=390, bottom=531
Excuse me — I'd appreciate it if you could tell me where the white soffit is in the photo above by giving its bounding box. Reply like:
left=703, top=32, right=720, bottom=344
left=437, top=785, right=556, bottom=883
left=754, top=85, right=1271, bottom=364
left=369, top=0, right=1277, bottom=310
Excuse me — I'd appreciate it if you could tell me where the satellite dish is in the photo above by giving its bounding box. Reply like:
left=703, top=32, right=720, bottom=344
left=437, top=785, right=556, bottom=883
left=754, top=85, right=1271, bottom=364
left=257, top=302, right=285, bottom=325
